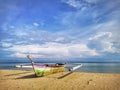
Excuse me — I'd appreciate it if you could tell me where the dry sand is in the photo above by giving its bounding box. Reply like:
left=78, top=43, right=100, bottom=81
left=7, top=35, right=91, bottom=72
left=0, top=70, right=120, bottom=90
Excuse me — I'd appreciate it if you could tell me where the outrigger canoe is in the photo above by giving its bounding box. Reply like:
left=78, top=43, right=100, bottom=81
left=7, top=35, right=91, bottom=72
left=27, top=55, right=66, bottom=77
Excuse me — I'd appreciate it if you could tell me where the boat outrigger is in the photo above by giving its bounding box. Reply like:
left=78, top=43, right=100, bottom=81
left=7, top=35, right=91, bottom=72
left=15, top=55, right=82, bottom=77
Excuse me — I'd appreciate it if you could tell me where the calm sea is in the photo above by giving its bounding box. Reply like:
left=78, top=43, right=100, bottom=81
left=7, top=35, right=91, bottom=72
left=0, top=62, right=120, bottom=73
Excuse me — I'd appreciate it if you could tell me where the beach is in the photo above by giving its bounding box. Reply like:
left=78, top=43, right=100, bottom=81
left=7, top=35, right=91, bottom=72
left=0, top=70, right=120, bottom=90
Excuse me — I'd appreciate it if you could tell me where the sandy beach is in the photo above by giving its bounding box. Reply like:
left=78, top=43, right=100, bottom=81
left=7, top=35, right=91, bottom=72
left=0, top=70, right=120, bottom=90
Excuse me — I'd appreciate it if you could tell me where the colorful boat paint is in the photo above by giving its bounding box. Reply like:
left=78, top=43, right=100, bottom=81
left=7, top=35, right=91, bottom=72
left=27, top=55, right=66, bottom=77
left=33, top=64, right=65, bottom=76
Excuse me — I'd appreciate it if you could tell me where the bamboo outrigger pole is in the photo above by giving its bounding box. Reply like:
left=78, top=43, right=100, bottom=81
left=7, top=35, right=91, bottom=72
left=27, top=55, right=37, bottom=76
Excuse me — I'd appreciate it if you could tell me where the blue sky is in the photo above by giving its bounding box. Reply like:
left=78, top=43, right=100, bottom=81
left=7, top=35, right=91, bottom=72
left=0, top=0, right=120, bottom=62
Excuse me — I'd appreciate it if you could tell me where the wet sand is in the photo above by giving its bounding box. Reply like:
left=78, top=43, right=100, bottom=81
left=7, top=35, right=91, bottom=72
left=0, top=70, right=120, bottom=90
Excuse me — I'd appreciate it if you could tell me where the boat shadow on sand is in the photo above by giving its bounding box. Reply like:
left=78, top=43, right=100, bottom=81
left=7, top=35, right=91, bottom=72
left=57, top=72, right=73, bottom=79
left=16, top=74, right=37, bottom=79
left=5, top=71, right=32, bottom=77
left=16, top=72, right=73, bottom=79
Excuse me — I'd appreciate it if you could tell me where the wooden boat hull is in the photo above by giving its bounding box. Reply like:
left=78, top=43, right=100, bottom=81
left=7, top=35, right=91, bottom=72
left=26, top=55, right=66, bottom=77
left=33, top=64, right=65, bottom=76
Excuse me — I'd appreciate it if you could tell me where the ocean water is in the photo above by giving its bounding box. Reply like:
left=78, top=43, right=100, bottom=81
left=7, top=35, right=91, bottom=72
left=0, top=62, right=120, bottom=73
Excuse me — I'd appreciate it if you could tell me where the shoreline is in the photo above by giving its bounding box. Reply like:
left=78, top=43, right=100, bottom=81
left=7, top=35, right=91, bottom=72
left=0, top=70, right=120, bottom=90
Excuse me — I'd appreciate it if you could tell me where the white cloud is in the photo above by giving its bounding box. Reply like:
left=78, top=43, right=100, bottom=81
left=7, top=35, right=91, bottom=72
left=68, top=44, right=99, bottom=57
left=5, top=42, right=98, bottom=58
left=88, top=31, right=118, bottom=53
left=65, top=0, right=82, bottom=9
left=15, top=30, right=28, bottom=36
left=54, top=37, right=65, bottom=42
left=62, top=0, right=91, bottom=11
left=33, top=22, right=39, bottom=27
left=84, top=0, right=98, bottom=3
left=2, top=18, right=120, bottom=59
left=89, top=32, right=112, bottom=40
left=10, top=52, right=27, bottom=58
left=1, top=42, right=12, bottom=47
left=9, top=25, right=15, bottom=29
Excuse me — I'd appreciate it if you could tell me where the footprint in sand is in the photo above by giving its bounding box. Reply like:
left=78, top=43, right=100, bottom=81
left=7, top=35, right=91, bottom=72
left=87, top=79, right=93, bottom=85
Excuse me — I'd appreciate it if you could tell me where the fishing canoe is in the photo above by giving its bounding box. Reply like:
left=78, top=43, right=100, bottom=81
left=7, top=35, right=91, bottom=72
left=33, top=63, right=66, bottom=76
left=27, top=55, right=66, bottom=77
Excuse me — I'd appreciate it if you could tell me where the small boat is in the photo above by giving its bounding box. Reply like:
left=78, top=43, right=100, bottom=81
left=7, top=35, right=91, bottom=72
left=26, top=55, right=83, bottom=77
left=27, top=55, right=66, bottom=77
